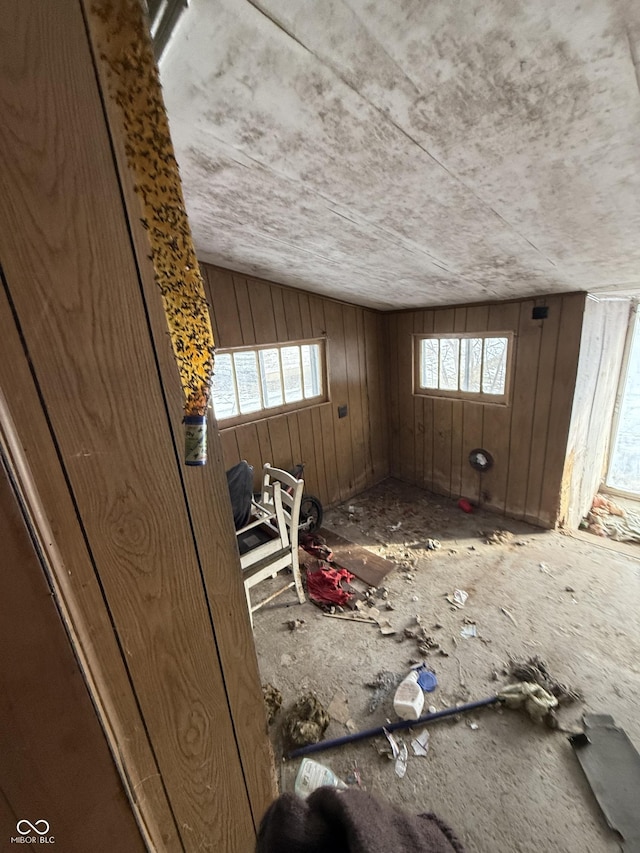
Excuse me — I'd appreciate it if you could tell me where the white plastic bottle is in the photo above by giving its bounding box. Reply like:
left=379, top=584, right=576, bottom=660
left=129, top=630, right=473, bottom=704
left=393, top=670, right=425, bottom=720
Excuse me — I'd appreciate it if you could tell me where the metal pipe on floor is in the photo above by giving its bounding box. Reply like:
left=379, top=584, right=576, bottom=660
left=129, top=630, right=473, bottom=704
left=286, top=695, right=502, bottom=760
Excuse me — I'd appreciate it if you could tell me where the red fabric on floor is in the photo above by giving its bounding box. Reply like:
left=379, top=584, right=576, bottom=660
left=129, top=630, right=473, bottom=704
left=306, top=565, right=354, bottom=605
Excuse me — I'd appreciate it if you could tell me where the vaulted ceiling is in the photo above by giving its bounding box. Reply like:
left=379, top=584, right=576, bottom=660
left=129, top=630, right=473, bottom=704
left=159, top=0, right=640, bottom=309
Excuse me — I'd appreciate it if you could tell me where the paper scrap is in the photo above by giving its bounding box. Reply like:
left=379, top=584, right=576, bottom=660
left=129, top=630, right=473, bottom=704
left=411, top=729, right=431, bottom=757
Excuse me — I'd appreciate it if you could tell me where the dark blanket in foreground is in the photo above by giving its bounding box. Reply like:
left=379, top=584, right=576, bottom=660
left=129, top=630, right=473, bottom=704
left=256, top=788, right=465, bottom=853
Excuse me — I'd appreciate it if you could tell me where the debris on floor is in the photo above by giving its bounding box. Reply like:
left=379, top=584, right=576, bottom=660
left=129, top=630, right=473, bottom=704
left=582, top=494, right=640, bottom=543
left=411, top=729, right=431, bottom=757
left=300, top=531, right=334, bottom=561
left=458, top=498, right=474, bottom=513
left=286, top=618, right=305, bottom=631
left=393, top=668, right=426, bottom=720
left=294, top=757, right=348, bottom=798
left=306, top=566, right=355, bottom=607
left=500, top=607, right=518, bottom=626
left=499, top=682, right=558, bottom=725
left=426, top=538, right=442, bottom=550
left=404, top=620, right=441, bottom=655
left=483, top=529, right=514, bottom=545
left=460, top=623, right=478, bottom=639
left=508, top=655, right=582, bottom=704
left=327, top=689, right=356, bottom=731
left=283, top=692, right=330, bottom=747
left=446, top=589, right=469, bottom=608
left=262, top=683, right=282, bottom=725
left=365, top=671, right=403, bottom=713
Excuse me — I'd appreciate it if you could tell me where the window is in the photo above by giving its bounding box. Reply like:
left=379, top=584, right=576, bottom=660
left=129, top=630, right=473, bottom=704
left=212, top=339, right=327, bottom=424
left=414, top=332, right=513, bottom=404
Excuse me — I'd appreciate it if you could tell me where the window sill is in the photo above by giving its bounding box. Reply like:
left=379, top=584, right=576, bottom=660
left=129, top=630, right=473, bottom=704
left=217, top=399, right=331, bottom=431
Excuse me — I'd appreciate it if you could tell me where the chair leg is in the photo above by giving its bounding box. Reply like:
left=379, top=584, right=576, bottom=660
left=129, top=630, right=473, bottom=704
left=244, top=582, right=254, bottom=629
left=291, top=551, right=305, bottom=604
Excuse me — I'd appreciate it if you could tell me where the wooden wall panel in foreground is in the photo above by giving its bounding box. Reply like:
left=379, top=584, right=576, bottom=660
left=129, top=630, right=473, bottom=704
left=0, top=1, right=275, bottom=849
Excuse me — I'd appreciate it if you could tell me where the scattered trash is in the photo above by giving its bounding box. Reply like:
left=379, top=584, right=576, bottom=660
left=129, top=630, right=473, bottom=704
left=345, top=764, right=363, bottom=787
left=467, top=721, right=479, bottom=731
left=458, top=498, right=474, bottom=513
left=394, top=668, right=425, bottom=720
left=460, top=623, right=478, bottom=639
left=294, top=758, right=348, bottom=798
left=565, top=585, right=575, bottom=593
left=365, top=671, right=403, bottom=713
left=411, top=594, right=419, bottom=602
left=383, top=728, right=400, bottom=759
left=300, top=532, right=334, bottom=561
left=428, top=705, right=437, bottom=715
left=515, top=540, right=528, bottom=546
left=508, top=656, right=582, bottom=704
left=426, top=538, right=441, bottom=550
left=414, top=665, right=438, bottom=692
left=501, top=607, right=518, bottom=627
left=499, top=682, right=558, bottom=725
left=286, top=618, right=305, bottom=631
left=395, top=740, right=408, bottom=778
left=539, top=562, right=551, bottom=573
left=390, top=521, right=402, bottom=531
left=404, top=622, right=440, bottom=656
left=484, top=529, right=513, bottom=545
left=306, top=566, right=355, bottom=606
left=327, top=690, right=354, bottom=729
left=411, top=729, right=430, bottom=757
left=446, top=589, right=469, bottom=608
left=347, top=505, right=357, bottom=514
left=283, top=693, right=330, bottom=747
left=262, top=683, right=282, bottom=725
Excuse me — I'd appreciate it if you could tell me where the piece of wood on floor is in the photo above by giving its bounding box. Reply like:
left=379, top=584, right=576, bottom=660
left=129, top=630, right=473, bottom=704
left=319, top=528, right=395, bottom=587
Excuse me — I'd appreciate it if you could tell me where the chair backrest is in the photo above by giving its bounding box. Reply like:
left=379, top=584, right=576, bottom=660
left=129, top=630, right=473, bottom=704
left=259, top=463, right=304, bottom=549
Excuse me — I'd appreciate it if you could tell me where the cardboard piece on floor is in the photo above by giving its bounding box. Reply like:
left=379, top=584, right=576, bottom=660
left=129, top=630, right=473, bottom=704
left=570, top=713, right=640, bottom=851
left=319, top=528, right=394, bottom=587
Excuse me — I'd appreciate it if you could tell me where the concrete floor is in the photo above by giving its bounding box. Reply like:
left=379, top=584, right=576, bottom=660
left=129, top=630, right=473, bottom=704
left=253, top=479, right=640, bottom=853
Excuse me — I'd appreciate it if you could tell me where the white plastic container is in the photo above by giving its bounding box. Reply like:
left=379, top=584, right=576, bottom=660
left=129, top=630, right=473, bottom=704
left=294, top=758, right=348, bottom=798
left=393, top=670, right=425, bottom=720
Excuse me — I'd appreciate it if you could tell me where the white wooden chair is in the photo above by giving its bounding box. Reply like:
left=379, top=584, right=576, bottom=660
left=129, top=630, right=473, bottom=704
left=236, top=463, right=305, bottom=626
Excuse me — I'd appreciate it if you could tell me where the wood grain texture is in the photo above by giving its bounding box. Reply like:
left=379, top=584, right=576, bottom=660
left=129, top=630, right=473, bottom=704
left=0, top=285, right=181, bottom=851
left=1, top=2, right=270, bottom=849
left=0, top=465, right=146, bottom=853
left=203, top=265, right=389, bottom=508
left=388, top=295, right=586, bottom=527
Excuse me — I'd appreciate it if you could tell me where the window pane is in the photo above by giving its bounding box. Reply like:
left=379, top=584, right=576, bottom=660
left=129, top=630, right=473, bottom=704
left=439, top=338, right=460, bottom=391
left=281, top=345, right=304, bottom=403
left=212, top=353, right=238, bottom=419
left=460, top=338, right=482, bottom=393
left=420, top=339, right=439, bottom=388
left=258, top=348, right=283, bottom=407
left=301, top=344, right=322, bottom=398
left=233, top=351, right=261, bottom=413
left=482, top=337, right=508, bottom=395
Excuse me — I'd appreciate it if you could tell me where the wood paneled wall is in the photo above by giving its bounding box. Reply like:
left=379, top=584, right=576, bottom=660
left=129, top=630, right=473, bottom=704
left=203, top=264, right=389, bottom=507
left=0, top=2, right=275, bottom=850
left=388, top=293, right=586, bottom=527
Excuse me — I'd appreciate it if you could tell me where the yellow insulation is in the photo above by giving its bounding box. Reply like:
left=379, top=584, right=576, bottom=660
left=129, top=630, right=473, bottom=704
left=90, top=0, right=214, bottom=418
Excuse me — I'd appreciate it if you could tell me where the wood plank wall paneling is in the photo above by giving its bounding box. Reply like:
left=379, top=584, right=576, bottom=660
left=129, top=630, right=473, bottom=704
left=0, top=2, right=275, bottom=848
left=388, top=293, right=587, bottom=527
left=204, top=265, right=389, bottom=507
left=0, top=465, right=146, bottom=852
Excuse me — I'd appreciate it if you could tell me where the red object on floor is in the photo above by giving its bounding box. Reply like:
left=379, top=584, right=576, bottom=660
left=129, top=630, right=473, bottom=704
left=458, top=498, right=474, bottom=513
left=306, top=566, right=354, bottom=606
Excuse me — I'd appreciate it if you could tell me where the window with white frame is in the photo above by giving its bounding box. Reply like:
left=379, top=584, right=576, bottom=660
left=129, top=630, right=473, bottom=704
left=212, top=339, right=327, bottom=424
left=414, top=332, right=513, bottom=404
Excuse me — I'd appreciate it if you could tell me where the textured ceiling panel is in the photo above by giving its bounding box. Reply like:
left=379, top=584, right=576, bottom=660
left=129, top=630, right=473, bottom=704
left=160, top=0, right=640, bottom=309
